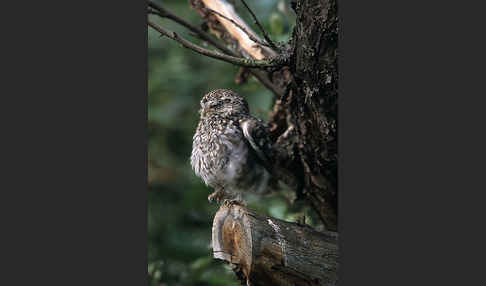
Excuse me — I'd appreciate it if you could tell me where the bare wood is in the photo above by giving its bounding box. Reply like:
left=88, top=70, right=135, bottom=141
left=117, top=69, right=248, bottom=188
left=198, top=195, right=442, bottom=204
left=204, top=7, right=270, bottom=49
left=212, top=204, right=339, bottom=286
left=198, top=0, right=276, bottom=59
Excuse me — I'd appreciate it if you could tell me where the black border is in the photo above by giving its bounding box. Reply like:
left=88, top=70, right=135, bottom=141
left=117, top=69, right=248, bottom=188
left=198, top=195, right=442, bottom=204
left=3, top=1, right=147, bottom=285
left=3, top=0, right=484, bottom=285
left=340, top=0, right=484, bottom=285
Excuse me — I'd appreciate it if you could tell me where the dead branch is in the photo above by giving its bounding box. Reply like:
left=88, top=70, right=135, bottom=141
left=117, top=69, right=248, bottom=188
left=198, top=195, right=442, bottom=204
left=195, top=0, right=276, bottom=60
left=204, top=7, right=270, bottom=49
left=149, top=1, right=232, bottom=55
left=148, top=21, right=278, bottom=68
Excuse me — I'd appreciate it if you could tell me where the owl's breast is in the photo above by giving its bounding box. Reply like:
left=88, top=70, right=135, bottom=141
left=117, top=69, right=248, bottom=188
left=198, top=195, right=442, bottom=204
left=191, top=120, right=248, bottom=188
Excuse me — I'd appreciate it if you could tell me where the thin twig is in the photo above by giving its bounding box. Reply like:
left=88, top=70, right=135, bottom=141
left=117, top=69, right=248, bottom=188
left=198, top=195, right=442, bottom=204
left=204, top=7, right=270, bottom=48
left=148, top=10, right=160, bottom=16
left=148, top=21, right=276, bottom=68
left=148, top=1, right=233, bottom=55
left=239, top=0, right=279, bottom=51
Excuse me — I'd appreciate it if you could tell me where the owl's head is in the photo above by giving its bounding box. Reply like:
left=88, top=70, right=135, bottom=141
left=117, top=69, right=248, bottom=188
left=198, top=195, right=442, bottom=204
left=199, top=89, right=249, bottom=117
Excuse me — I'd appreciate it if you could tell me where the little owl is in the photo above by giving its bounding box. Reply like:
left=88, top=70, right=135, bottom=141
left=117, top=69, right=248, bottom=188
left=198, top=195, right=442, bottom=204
left=191, top=89, right=276, bottom=204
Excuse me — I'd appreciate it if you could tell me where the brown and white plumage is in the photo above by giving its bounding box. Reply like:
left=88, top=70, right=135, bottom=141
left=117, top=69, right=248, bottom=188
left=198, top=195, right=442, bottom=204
left=190, top=89, right=276, bottom=203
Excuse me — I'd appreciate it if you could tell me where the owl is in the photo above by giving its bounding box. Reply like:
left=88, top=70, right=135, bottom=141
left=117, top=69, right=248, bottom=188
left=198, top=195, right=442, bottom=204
left=190, top=89, right=276, bottom=204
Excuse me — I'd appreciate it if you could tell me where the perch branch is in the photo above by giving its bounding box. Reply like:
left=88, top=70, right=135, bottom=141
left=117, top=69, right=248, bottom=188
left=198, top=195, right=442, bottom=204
left=212, top=203, right=339, bottom=286
left=148, top=21, right=278, bottom=68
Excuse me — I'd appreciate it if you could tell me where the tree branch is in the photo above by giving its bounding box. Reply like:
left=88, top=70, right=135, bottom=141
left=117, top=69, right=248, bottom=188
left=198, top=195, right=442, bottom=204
left=196, top=0, right=276, bottom=60
left=148, top=1, right=284, bottom=96
left=148, top=1, right=232, bottom=55
left=203, top=7, right=271, bottom=49
left=148, top=21, right=278, bottom=68
left=239, top=0, right=279, bottom=51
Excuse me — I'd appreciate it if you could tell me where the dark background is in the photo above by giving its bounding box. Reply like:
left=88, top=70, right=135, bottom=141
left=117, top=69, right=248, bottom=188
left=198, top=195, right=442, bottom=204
left=1, top=0, right=485, bottom=285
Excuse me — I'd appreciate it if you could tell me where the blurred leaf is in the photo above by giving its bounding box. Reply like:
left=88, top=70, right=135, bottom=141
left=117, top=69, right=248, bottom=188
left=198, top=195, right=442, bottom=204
left=190, top=256, right=213, bottom=271
left=269, top=12, right=284, bottom=36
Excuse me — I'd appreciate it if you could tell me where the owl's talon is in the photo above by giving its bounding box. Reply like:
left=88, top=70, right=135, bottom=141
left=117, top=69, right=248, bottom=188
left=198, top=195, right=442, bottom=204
left=207, top=192, right=217, bottom=203
left=222, top=199, right=246, bottom=207
left=208, top=190, right=226, bottom=204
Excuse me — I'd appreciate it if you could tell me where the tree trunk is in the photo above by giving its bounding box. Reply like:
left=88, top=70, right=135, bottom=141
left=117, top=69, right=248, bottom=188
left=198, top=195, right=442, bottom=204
left=282, top=0, right=339, bottom=231
left=212, top=204, right=338, bottom=286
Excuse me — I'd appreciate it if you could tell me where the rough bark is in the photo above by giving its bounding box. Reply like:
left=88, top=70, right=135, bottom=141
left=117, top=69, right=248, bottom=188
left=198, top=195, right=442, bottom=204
left=213, top=204, right=338, bottom=286
left=283, top=0, right=339, bottom=231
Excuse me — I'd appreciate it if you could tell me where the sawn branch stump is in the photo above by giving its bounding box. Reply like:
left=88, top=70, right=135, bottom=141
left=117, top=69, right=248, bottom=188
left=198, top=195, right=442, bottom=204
left=212, top=204, right=339, bottom=286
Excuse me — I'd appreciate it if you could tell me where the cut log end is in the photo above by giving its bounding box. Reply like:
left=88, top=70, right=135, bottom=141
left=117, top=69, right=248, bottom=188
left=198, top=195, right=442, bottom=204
left=212, top=204, right=339, bottom=286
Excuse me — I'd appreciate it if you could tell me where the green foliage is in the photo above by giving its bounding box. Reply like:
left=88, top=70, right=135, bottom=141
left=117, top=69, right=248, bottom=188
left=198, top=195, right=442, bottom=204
left=269, top=12, right=284, bottom=36
left=148, top=1, right=305, bottom=285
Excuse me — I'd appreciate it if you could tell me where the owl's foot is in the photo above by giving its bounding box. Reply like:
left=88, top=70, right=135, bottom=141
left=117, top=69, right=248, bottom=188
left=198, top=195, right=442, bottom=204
left=208, top=190, right=246, bottom=206
left=222, top=198, right=246, bottom=207
left=208, top=190, right=226, bottom=204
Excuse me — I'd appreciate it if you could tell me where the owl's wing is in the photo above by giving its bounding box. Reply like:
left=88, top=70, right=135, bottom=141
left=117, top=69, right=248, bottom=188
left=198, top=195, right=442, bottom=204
left=240, top=117, right=274, bottom=173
